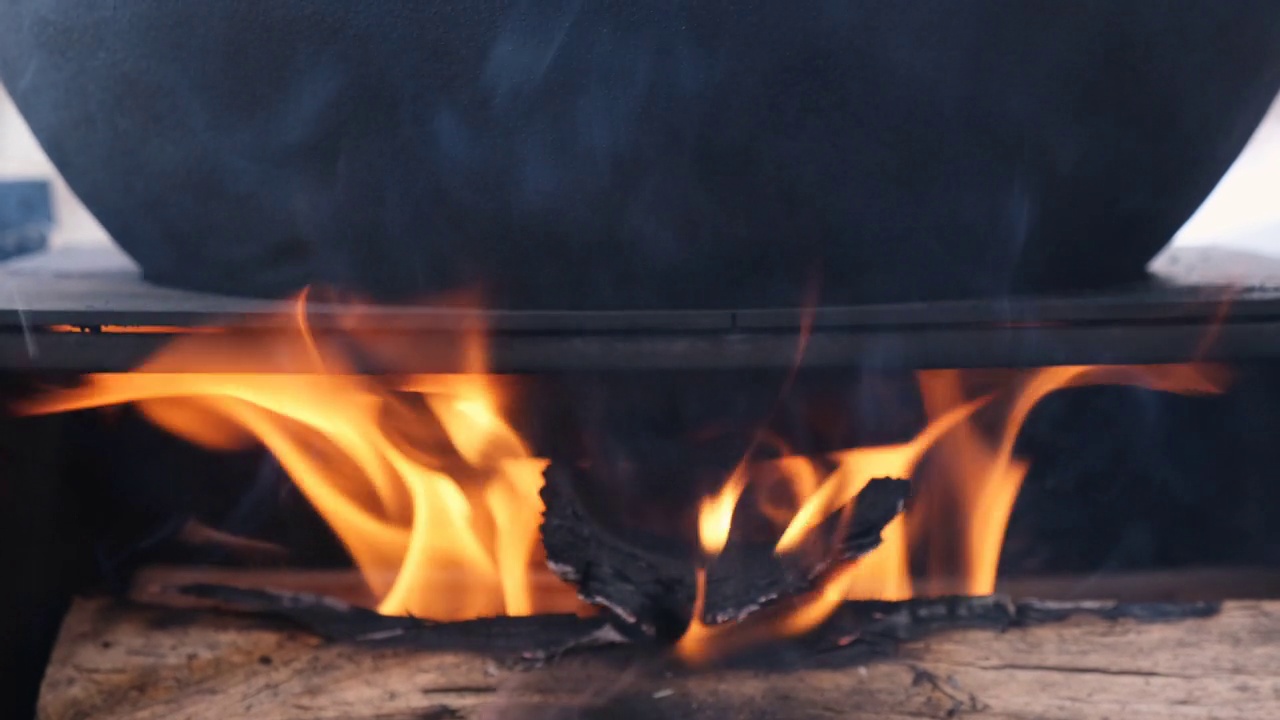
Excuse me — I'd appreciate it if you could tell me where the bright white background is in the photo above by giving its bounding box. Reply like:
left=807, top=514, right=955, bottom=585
left=2, top=82, right=1277, bottom=259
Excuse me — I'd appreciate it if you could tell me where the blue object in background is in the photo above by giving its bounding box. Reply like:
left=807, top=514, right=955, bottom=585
left=0, top=179, right=51, bottom=261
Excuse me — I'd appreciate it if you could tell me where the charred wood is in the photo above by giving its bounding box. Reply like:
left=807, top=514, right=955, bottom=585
left=538, top=461, right=909, bottom=637
left=152, top=579, right=1216, bottom=672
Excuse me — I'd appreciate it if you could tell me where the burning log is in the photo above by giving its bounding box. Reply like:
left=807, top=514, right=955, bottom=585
left=39, top=591, right=1280, bottom=720
left=142, top=580, right=1219, bottom=662
left=538, top=462, right=910, bottom=638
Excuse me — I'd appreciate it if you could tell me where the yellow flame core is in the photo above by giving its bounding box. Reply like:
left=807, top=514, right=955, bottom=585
left=698, top=464, right=749, bottom=556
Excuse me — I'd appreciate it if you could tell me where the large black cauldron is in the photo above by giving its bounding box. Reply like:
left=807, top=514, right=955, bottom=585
left=2, top=2, right=1279, bottom=309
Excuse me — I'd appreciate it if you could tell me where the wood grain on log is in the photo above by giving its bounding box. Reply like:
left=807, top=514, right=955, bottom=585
left=40, top=596, right=1280, bottom=720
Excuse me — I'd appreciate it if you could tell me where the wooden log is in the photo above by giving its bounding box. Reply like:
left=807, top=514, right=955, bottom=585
left=39, top=595, right=1280, bottom=720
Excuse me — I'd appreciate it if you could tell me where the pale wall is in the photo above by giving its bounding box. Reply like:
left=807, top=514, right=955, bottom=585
left=0, top=83, right=109, bottom=247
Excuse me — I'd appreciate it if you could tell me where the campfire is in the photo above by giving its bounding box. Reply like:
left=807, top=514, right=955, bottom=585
left=7, top=4, right=1280, bottom=714
left=4, top=250, right=1280, bottom=718
left=13, top=293, right=1232, bottom=673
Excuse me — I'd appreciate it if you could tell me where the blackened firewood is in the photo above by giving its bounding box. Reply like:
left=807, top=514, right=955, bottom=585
left=167, top=580, right=1220, bottom=674
left=701, top=473, right=911, bottom=625
left=684, top=595, right=1222, bottom=670
left=174, top=583, right=425, bottom=642
left=797, top=595, right=1220, bottom=668
left=1011, top=598, right=1220, bottom=624
left=539, top=462, right=909, bottom=638
left=172, top=583, right=612, bottom=651
left=165, top=579, right=1220, bottom=676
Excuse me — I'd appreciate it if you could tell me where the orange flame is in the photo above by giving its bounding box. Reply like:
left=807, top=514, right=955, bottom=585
left=775, top=395, right=989, bottom=551
left=17, top=295, right=581, bottom=620
left=753, top=455, right=822, bottom=530
left=767, top=394, right=990, bottom=603
left=675, top=559, right=869, bottom=666
left=676, top=362, right=1227, bottom=664
left=17, top=290, right=1233, bottom=660
left=698, top=463, right=750, bottom=556
left=45, top=324, right=226, bottom=335
left=907, top=364, right=1228, bottom=598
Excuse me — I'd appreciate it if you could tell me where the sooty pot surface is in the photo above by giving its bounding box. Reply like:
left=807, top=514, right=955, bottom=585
left=2, top=1, right=1280, bottom=309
